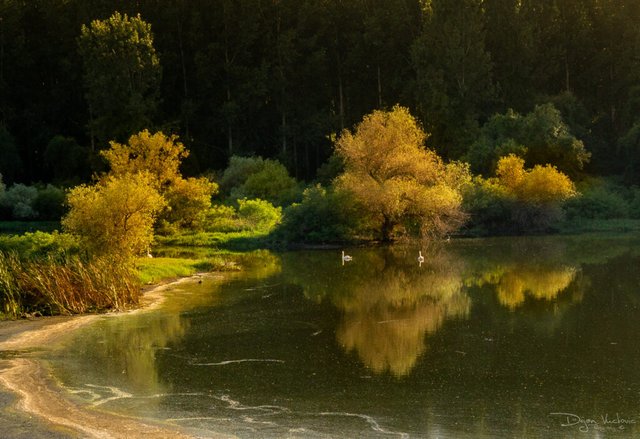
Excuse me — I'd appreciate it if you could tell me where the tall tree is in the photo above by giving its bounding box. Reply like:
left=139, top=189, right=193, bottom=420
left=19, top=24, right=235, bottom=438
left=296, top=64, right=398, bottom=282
left=335, top=106, right=469, bottom=242
left=78, top=11, right=161, bottom=149
left=483, top=0, right=534, bottom=112
left=412, top=0, right=494, bottom=159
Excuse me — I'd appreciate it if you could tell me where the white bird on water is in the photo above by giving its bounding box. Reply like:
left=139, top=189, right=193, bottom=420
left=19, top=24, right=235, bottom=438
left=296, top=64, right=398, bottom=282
left=418, top=251, right=425, bottom=265
left=341, top=251, right=353, bottom=265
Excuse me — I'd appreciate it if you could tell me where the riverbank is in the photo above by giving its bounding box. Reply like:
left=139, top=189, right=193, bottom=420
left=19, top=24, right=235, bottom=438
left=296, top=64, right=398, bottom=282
left=0, top=274, right=236, bottom=439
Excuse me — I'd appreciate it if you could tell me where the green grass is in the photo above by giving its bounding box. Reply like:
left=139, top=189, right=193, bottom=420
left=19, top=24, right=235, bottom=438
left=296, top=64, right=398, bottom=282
left=135, top=256, right=240, bottom=285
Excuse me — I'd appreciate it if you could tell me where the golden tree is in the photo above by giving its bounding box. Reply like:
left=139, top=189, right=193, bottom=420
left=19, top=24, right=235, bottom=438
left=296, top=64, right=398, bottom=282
left=63, top=173, right=165, bottom=257
left=101, top=130, right=217, bottom=229
left=102, top=130, right=187, bottom=190
left=493, top=153, right=577, bottom=230
left=335, top=105, right=469, bottom=241
left=495, top=154, right=576, bottom=203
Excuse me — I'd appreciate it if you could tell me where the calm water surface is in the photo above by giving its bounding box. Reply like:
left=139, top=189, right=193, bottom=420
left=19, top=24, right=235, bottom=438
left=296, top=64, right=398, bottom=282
left=45, top=235, right=640, bottom=438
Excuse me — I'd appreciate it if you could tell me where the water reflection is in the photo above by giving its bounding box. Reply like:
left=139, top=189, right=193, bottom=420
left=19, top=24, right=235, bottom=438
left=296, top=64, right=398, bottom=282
left=283, top=248, right=471, bottom=377
left=43, top=235, right=640, bottom=439
left=279, top=236, right=630, bottom=376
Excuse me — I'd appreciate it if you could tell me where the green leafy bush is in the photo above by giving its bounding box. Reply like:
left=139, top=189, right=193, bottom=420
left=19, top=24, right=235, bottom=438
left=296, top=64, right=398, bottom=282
left=33, top=185, right=66, bottom=220
left=462, top=177, right=512, bottom=235
left=0, top=231, right=79, bottom=259
left=219, top=156, right=266, bottom=192
left=0, top=183, right=39, bottom=220
left=564, top=185, right=629, bottom=220
left=221, top=155, right=300, bottom=205
left=237, top=198, right=282, bottom=232
left=205, top=204, right=244, bottom=232
left=276, top=185, right=359, bottom=243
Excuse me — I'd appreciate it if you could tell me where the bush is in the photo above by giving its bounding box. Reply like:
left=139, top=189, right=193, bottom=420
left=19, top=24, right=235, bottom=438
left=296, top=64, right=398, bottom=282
left=33, top=185, right=66, bottom=220
left=462, top=178, right=512, bottom=235
left=162, top=177, right=217, bottom=230
left=62, top=173, right=166, bottom=258
left=564, top=183, right=629, bottom=220
left=0, top=231, right=79, bottom=259
left=0, top=183, right=39, bottom=220
left=237, top=198, right=282, bottom=232
left=275, top=185, right=359, bottom=244
left=205, top=204, right=243, bottom=233
left=221, top=155, right=300, bottom=205
left=219, top=156, right=266, bottom=193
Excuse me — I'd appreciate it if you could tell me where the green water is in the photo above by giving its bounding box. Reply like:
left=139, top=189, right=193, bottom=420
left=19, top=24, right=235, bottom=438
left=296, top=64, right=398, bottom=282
left=46, top=235, right=640, bottom=438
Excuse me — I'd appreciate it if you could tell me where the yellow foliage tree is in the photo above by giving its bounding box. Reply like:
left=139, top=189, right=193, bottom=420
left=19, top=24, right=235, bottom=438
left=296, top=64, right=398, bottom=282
left=495, top=153, right=576, bottom=204
left=62, top=173, right=166, bottom=257
left=102, top=130, right=187, bottom=190
left=101, top=130, right=217, bottom=229
left=335, top=105, right=469, bottom=241
left=492, top=153, right=577, bottom=231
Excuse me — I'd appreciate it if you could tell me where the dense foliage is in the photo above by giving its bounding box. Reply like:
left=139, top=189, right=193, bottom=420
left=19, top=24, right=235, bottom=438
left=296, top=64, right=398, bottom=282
left=2, top=1, right=640, bottom=184
left=335, top=106, right=469, bottom=241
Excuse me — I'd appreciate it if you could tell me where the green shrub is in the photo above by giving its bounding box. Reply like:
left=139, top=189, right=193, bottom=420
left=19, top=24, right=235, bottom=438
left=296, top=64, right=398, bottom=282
left=564, top=185, right=629, bottom=220
left=275, top=185, right=358, bottom=243
left=33, top=185, right=66, bottom=220
left=221, top=155, right=300, bottom=205
left=205, top=204, right=243, bottom=232
left=0, top=231, right=79, bottom=259
left=462, top=178, right=512, bottom=235
left=237, top=198, right=282, bottom=232
left=219, top=156, right=266, bottom=193
left=0, top=183, right=39, bottom=220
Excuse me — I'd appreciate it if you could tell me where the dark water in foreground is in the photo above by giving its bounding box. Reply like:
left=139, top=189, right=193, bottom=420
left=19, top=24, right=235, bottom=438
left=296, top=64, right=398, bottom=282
left=46, top=235, right=640, bottom=438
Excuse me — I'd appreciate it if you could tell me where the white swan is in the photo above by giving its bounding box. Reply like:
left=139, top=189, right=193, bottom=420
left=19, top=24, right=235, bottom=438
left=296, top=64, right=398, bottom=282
left=418, top=251, right=425, bottom=263
left=341, top=251, right=353, bottom=264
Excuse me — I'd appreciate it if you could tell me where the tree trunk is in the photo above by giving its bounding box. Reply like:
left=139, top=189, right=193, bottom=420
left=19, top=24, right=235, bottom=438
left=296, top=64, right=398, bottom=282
left=381, top=216, right=394, bottom=243
left=377, top=64, right=382, bottom=108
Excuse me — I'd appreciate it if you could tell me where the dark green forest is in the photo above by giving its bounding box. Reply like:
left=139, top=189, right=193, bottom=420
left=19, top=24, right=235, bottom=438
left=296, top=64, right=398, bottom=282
left=1, top=0, right=640, bottom=185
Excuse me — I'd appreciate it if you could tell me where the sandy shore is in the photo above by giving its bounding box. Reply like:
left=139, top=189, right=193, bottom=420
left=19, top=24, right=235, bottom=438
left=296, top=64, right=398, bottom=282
left=0, top=275, right=235, bottom=439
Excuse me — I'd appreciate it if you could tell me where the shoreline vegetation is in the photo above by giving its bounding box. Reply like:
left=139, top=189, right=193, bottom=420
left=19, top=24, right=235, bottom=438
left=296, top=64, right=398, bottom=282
left=0, top=274, right=235, bottom=439
left=3, top=105, right=640, bottom=319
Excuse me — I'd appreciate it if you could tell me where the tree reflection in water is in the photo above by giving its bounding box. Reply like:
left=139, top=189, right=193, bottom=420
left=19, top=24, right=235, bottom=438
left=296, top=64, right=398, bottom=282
left=281, top=237, right=613, bottom=377
left=284, top=248, right=471, bottom=377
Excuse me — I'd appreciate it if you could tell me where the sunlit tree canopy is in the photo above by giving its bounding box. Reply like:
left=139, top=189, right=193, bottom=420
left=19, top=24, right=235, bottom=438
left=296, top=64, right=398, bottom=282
left=335, top=105, right=469, bottom=241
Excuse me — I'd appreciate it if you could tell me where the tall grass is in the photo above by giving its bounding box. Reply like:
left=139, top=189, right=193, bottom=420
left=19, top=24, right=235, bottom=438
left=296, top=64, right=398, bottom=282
left=0, top=252, right=140, bottom=319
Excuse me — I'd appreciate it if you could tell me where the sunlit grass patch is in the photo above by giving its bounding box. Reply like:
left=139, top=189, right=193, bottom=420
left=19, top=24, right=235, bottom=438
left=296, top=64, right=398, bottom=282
left=136, top=256, right=239, bottom=285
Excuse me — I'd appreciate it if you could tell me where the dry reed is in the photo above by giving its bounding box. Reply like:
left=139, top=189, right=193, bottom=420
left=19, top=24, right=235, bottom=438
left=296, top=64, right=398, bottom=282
left=0, top=252, right=140, bottom=319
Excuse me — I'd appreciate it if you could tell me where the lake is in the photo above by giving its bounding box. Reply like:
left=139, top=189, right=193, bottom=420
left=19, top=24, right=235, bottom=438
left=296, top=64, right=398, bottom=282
left=38, top=235, right=640, bottom=437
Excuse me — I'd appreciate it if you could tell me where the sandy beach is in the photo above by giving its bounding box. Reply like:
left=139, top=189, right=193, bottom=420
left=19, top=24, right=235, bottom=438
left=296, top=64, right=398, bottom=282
left=0, top=275, right=235, bottom=439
